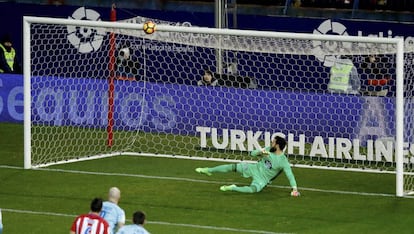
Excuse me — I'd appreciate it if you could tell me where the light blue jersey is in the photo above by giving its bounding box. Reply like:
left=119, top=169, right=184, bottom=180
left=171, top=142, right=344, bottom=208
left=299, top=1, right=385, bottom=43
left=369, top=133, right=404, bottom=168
left=100, top=201, right=126, bottom=233
left=116, top=224, right=150, bottom=234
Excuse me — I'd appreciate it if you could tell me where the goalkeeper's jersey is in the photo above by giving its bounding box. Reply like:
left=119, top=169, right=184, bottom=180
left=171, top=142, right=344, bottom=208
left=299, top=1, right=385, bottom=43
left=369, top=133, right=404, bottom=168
left=250, top=147, right=297, bottom=188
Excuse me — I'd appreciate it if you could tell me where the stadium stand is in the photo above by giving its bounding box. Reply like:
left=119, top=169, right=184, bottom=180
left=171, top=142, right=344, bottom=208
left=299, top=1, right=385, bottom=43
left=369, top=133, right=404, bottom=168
left=10, top=0, right=414, bottom=22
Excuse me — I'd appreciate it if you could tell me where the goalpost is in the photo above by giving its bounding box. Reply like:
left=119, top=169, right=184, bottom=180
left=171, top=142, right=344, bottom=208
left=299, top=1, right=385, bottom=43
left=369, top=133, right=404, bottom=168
left=23, top=16, right=412, bottom=196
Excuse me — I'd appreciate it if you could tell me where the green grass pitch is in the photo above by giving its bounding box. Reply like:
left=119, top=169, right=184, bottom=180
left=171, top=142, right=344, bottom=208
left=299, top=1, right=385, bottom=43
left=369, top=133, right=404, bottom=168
left=1, top=122, right=414, bottom=233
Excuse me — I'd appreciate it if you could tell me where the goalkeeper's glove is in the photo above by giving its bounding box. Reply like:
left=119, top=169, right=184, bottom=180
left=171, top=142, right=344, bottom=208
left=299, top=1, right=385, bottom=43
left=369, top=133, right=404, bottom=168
left=261, top=148, right=270, bottom=155
left=290, top=189, right=300, bottom=197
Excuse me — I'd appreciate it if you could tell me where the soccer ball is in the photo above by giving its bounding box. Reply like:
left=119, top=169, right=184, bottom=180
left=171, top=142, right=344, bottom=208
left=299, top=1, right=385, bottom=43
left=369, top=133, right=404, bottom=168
left=143, top=21, right=156, bottom=34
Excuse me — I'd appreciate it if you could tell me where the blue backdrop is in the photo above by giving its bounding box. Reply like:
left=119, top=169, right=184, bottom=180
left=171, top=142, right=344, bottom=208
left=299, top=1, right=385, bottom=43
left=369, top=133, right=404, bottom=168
left=0, top=74, right=397, bottom=144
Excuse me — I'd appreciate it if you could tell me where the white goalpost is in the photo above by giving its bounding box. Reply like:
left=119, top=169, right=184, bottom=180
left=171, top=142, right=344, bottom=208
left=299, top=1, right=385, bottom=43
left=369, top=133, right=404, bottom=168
left=23, top=16, right=411, bottom=196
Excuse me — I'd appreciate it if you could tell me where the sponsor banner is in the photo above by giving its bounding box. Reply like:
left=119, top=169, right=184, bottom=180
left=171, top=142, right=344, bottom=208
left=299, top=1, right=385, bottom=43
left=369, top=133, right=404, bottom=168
left=4, top=73, right=414, bottom=162
left=0, top=74, right=24, bottom=122
left=0, top=73, right=396, bottom=140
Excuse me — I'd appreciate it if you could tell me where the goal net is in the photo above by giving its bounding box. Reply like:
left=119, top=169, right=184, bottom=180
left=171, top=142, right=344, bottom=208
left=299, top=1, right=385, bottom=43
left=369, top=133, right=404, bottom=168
left=23, top=16, right=412, bottom=196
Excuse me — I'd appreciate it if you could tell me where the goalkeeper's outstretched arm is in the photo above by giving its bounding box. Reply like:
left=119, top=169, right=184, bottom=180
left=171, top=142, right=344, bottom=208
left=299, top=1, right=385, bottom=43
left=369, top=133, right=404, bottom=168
left=250, top=147, right=270, bottom=157
left=284, top=166, right=300, bottom=197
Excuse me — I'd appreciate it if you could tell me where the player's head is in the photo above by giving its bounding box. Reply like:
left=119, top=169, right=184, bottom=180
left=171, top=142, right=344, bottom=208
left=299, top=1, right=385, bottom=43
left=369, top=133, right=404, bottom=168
left=1, top=34, right=12, bottom=50
left=108, top=187, right=121, bottom=203
left=270, top=136, right=286, bottom=152
left=132, top=211, right=146, bottom=225
left=90, top=197, right=103, bottom=213
left=202, top=69, right=213, bottom=83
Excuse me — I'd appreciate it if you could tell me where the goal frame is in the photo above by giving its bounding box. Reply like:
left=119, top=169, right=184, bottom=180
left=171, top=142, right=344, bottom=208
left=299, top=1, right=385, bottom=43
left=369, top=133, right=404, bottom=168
left=22, top=16, right=405, bottom=196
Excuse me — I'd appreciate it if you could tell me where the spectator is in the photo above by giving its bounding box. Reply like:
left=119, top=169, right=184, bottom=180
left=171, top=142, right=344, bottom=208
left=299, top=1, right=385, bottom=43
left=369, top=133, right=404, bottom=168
left=199, top=68, right=256, bottom=89
left=360, top=54, right=391, bottom=96
left=218, top=73, right=255, bottom=89
left=116, top=43, right=140, bottom=81
left=197, top=69, right=218, bottom=86
left=100, top=187, right=126, bottom=234
left=70, top=198, right=110, bottom=234
left=116, top=211, right=150, bottom=234
left=327, top=56, right=360, bottom=95
left=0, top=34, right=22, bottom=74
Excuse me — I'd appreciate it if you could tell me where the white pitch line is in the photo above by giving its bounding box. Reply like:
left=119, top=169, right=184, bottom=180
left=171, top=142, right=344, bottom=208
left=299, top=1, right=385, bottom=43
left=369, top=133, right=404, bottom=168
left=1, top=165, right=412, bottom=233
left=30, top=166, right=411, bottom=198
left=1, top=165, right=413, bottom=199
left=0, top=208, right=282, bottom=234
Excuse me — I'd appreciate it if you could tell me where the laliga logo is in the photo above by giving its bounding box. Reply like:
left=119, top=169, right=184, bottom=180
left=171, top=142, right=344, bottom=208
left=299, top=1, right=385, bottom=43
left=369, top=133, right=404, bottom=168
left=312, top=19, right=350, bottom=67
left=67, top=7, right=106, bottom=54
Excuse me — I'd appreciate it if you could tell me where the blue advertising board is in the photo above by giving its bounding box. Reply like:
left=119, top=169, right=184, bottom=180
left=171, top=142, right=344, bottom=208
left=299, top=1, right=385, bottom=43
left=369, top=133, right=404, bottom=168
left=1, top=2, right=413, bottom=157
left=0, top=74, right=24, bottom=122
left=0, top=73, right=397, bottom=144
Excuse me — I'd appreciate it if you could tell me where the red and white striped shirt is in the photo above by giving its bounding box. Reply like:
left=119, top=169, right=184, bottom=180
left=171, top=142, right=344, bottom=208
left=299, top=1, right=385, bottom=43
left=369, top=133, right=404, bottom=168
left=71, top=213, right=110, bottom=234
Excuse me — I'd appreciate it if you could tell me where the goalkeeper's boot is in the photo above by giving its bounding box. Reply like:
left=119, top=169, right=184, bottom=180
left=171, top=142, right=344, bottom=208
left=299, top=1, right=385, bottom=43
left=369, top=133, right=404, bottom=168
left=220, top=184, right=236, bottom=192
left=195, top=167, right=212, bottom=176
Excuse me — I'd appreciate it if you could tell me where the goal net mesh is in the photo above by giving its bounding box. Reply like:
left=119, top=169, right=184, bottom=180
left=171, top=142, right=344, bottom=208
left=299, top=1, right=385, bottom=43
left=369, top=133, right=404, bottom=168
left=26, top=17, right=414, bottom=193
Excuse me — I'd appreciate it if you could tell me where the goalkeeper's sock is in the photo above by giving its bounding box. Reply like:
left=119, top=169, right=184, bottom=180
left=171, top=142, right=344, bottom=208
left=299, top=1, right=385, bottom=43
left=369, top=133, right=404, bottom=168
left=195, top=167, right=212, bottom=176
left=232, top=185, right=257, bottom=193
left=209, top=164, right=234, bottom=173
left=220, top=185, right=257, bottom=193
left=220, top=184, right=236, bottom=191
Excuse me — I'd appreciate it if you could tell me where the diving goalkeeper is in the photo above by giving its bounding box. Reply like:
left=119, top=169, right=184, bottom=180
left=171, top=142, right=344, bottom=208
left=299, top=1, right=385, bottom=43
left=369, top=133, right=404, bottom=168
left=196, top=136, right=300, bottom=196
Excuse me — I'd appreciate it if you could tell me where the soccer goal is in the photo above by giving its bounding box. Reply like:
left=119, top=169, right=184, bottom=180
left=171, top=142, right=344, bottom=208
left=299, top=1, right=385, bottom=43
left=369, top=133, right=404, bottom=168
left=23, top=16, right=412, bottom=196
